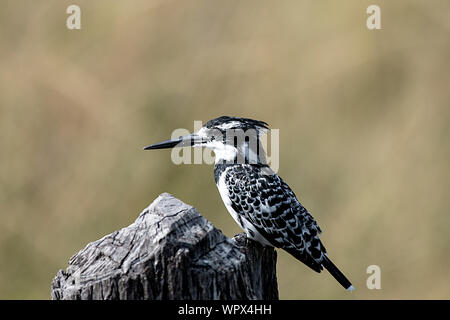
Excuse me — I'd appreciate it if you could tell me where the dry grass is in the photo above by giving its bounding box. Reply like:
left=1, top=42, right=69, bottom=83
left=0, top=0, right=449, bottom=299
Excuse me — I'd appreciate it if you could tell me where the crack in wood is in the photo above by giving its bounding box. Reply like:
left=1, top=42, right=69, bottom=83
left=51, top=193, right=278, bottom=300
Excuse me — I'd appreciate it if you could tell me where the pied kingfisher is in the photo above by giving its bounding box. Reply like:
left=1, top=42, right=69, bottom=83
left=144, top=116, right=353, bottom=291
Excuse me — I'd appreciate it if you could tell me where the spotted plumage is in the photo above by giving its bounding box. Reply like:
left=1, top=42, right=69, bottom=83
left=144, top=116, right=354, bottom=291
left=215, top=163, right=326, bottom=272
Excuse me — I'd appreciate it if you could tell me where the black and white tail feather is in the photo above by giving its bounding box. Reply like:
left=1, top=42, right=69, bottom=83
left=322, top=255, right=354, bottom=291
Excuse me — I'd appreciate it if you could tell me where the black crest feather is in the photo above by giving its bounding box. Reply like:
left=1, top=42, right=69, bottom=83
left=205, top=116, right=269, bottom=132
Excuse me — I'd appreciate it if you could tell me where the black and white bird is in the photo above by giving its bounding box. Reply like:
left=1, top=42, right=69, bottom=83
left=144, top=116, right=354, bottom=291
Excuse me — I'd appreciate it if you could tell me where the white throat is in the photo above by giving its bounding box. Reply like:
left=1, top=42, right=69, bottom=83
left=205, top=141, right=238, bottom=163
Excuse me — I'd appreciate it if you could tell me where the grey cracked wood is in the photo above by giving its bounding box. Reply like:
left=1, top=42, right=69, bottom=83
left=51, top=193, right=278, bottom=300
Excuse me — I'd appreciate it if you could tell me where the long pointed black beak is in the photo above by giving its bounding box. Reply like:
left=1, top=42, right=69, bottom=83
left=143, top=133, right=202, bottom=150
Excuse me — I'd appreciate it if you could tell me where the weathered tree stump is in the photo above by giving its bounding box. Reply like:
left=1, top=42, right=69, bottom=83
left=51, top=193, right=278, bottom=300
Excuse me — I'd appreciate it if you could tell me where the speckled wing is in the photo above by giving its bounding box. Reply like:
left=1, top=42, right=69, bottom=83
left=223, top=164, right=326, bottom=273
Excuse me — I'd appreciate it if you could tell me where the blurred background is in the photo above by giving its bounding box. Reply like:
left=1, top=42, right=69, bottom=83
left=0, top=0, right=449, bottom=299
